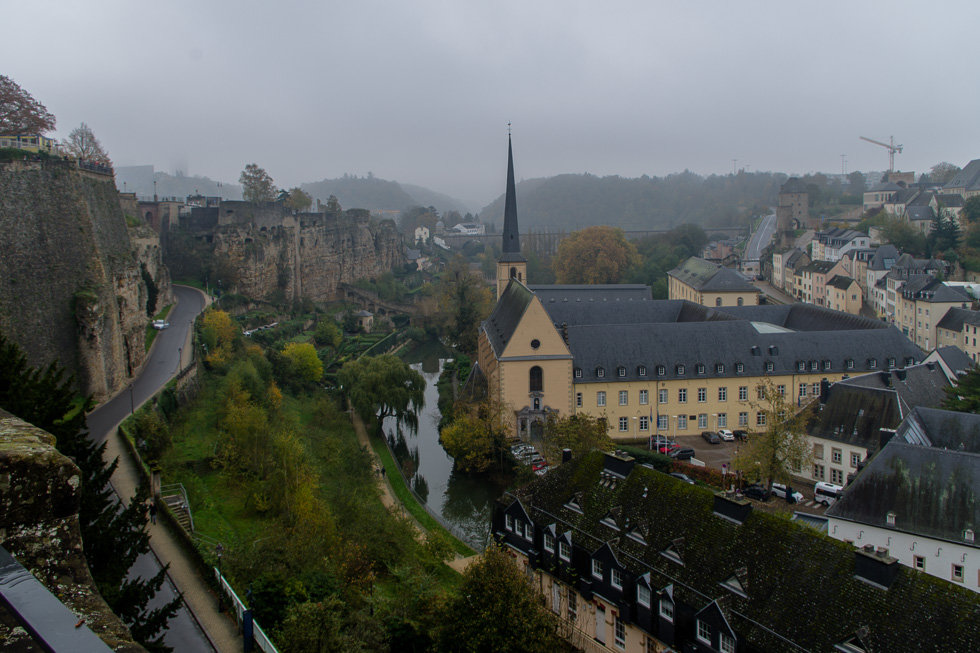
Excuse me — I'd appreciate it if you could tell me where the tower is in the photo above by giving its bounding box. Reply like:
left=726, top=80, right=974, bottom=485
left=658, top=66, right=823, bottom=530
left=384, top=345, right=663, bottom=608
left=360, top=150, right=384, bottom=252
left=496, top=133, right=527, bottom=299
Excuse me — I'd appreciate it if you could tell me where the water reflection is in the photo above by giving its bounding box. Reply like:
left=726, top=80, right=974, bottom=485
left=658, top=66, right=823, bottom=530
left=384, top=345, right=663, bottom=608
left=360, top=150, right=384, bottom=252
left=382, top=346, right=507, bottom=550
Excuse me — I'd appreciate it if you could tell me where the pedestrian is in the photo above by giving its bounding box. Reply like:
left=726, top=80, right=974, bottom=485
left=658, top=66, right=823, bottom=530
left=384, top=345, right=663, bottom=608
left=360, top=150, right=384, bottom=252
left=380, top=466, right=386, bottom=478
left=149, top=501, right=157, bottom=525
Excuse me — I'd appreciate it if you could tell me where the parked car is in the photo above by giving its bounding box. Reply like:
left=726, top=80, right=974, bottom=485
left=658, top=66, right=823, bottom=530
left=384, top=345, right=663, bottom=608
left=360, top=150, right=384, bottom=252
left=701, top=431, right=721, bottom=445
left=733, top=430, right=749, bottom=441
left=771, top=483, right=804, bottom=504
left=152, top=319, right=170, bottom=330
left=668, top=447, right=695, bottom=461
left=742, top=484, right=770, bottom=502
left=531, top=461, right=548, bottom=472
left=658, top=443, right=679, bottom=454
left=718, top=429, right=735, bottom=441
left=814, top=481, right=844, bottom=507
left=669, top=472, right=694, bottom=484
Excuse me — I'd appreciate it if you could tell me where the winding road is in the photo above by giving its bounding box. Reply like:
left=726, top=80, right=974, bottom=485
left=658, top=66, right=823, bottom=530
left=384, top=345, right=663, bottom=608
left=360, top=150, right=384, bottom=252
left=86, top=285, right=214, bottom=652
left=745, top=211, right=777, bottom=262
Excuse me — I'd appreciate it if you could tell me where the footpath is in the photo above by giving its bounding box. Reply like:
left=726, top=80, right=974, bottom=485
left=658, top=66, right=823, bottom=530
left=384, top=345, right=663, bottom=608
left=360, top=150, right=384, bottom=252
left=349, top=410, right=479, bottom=574
left=101, top=288, right=241, bottom=653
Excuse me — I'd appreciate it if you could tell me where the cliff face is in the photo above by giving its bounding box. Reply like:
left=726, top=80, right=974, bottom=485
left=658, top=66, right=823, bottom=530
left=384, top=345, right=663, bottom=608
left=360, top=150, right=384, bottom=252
left=170, top=206, right=402, bottom=302
left=0, top=161, right=170, bottom=400
left=0, top=408, right=144, bottom=651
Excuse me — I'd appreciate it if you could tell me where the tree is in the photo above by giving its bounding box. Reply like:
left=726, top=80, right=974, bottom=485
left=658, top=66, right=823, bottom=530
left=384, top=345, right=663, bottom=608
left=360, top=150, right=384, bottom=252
left=961, top=197, right=980, bottom=225
left=731, top=378, right=813, bottom=491
left=929, top=162, right=961, bottom=186
left=434, top=543, right=563, bottom=653
left=338, top=355, right=424, bottom=428
left=541, top=412, right=614, bottom=461
left=553, top=225, right=640, bottom=284
left=440, top=401, right=510, bottom=474
left=440, top=255, right=494, bottom=353
left=239, top=163, right=277, bottom=202
left=0, top=75, right=56, bottom=135
left=929, top=204, right=961, bottom=255
left=942, top=366, right=980, bottom=413
left=282, top=342, right=323, bottom=384
left=0, top=332, right=180, bottom=651
left=62, top=122, right=111, bottom=165
left=286, top=187, right=313, bottom=212
left=314, top=320, right=343, bottom=349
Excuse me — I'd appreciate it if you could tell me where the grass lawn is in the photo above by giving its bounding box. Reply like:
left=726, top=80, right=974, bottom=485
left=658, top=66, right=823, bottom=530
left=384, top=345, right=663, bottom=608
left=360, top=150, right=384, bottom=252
left=369, top=432, right=475, bottom=558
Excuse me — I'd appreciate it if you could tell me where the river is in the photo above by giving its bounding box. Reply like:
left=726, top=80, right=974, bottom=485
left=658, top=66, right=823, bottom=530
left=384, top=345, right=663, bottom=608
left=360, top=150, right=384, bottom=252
left=382, top=343, right=509, bottom=550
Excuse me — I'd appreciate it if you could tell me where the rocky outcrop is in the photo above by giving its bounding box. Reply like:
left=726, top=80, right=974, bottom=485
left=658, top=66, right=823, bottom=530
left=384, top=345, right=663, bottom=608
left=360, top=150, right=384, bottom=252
left=0, top=408, right=144, bottom=651
left=0, top=160, right=169, bottom=400
left=170, top=205, right=403, bottom=303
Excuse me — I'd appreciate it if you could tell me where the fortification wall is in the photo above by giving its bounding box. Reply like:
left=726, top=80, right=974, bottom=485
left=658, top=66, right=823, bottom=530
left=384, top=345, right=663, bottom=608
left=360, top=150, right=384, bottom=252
left=0, top=160, right=166, bottom=399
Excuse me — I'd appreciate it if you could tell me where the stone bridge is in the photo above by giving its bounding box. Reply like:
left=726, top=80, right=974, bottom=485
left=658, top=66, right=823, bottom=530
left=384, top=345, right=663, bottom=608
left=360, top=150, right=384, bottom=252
left=337, top=283, right=419, bottom=315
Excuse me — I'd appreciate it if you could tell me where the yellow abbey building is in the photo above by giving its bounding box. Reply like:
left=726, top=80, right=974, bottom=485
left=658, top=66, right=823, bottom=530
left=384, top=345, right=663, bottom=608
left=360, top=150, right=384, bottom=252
left=477, top=138, right=923, bottom=441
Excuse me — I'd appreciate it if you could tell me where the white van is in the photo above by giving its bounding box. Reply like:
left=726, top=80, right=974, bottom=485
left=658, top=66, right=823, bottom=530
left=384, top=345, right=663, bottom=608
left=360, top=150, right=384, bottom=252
left=814, top=481, right=843, bottom=507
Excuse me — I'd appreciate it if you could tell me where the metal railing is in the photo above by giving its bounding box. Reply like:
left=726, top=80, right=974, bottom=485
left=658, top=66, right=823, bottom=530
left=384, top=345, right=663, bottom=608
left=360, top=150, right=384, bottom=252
left=160, top=483, right=195, bottom=532
left=213, top=568, right=279, bottom=653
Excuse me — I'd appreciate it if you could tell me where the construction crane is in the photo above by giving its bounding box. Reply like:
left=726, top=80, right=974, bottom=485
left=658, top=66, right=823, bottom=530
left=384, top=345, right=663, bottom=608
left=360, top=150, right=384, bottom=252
left=860, top=135, right=903, bottom=172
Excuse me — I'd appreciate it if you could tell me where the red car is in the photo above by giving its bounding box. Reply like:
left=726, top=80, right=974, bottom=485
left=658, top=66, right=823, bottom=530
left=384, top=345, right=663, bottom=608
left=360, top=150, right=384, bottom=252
left=658, top=443, right=679, bottom=454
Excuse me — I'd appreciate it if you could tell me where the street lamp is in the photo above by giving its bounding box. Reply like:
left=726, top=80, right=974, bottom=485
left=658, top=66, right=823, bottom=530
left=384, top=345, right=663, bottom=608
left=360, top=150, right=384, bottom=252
left=215, top=543, right=224, bottom=612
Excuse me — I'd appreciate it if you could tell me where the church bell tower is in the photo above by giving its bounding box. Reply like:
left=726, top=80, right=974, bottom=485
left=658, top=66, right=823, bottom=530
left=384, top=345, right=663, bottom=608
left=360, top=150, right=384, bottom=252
left=497, top=132, right=527, bottom=299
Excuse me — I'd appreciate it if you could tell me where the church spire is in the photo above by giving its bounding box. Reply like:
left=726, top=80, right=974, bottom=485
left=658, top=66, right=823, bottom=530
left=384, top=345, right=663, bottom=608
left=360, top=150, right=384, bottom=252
left=501, top=131, right=523, bottom=257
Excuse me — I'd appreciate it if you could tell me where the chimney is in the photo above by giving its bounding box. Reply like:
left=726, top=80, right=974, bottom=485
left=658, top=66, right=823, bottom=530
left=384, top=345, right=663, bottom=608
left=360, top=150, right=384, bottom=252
left=854, top=546, right=900, bottom=589
left=562, top=448, right=572, bottom=464
left=603, top=451, right=635, bottom=479
left=713, top=493, right=753, bottom=524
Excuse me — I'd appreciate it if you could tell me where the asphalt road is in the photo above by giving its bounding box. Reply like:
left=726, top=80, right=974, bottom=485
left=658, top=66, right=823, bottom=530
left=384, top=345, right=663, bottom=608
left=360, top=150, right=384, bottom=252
left=745, top=212, right=777, bottom=261
left=86, top=285, right=212, bottom=652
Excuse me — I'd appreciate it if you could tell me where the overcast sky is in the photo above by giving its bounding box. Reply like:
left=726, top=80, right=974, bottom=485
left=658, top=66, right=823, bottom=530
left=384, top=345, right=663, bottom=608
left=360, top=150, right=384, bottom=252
left=5, top=1, right=979, bottom=209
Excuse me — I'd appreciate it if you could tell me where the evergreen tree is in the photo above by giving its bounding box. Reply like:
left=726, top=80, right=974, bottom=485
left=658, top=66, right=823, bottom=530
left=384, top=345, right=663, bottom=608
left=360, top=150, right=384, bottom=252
left=943, top=366, right=980, bottom=413
left=0, top=332, right=181, bottom=651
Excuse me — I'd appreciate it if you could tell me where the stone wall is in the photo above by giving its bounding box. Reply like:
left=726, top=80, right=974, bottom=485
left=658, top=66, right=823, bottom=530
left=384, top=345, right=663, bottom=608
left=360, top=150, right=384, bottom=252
left=168, top=206, right=403, bottom=303
left=0, top=408, right=144, bottom=651
left=0, top=160, right=168, bottom=400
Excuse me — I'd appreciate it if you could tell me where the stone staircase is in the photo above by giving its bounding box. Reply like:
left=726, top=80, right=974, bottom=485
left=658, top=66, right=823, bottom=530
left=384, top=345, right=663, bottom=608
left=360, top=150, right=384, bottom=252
left=160, top=483, right=194, bottom=533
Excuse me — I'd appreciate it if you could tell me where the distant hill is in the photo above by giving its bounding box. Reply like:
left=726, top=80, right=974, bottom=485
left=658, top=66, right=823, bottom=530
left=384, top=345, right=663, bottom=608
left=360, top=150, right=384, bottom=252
left=115, top=166, right=241, bottom=200
left=301, top=174, right=469, bottom=215
left=478, top=171, right=785, bottom=231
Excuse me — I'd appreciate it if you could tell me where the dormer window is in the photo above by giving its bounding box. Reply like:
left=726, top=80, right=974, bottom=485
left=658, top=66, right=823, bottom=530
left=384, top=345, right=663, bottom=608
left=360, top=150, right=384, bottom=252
left=611, top=567, right=624, bottom=589
left=697, top=620, right=711, bottom=645
left=735, top=362, right=744, bottom=374
left=965, top=529, right=975, bottom=543
left=574, top=368, right=582, bottom=378
left=696, top=363, right=705, bottom=375
left=905, top=357, right=914, bottom=366
left=591, top=558, right=603, bottom=579
left=676, top=364, right=685, bottom=376
left=869, top=358, right=877, bottom=369
left=810, top=360, right=818, bottom=371
left=544, top=532, right=555, bottom=553
left=888, top=357, right=896, bottom=368
left=765, top=361, right=774, bottom=372
left=797, top=361, right=806, bottom=372
left=886, top=511, right=896, bottom=526
left=559, top=537, right=571, bottom=561
left=716, top=363, right=725, bottom=374
left=637, top=584, right=651, bottom=608
left=847, top=359, right=855, bottom=370
left=638, top=365, right=647, bottom=377
left=659, top=597, right=674, bottom=622
left=617, top=366, right=626, bottom=377
left=505, top=514, right=514, bottom=531
left=596, top=367, right=605, bottom=378
left=824, top=360, right=832, bottom=371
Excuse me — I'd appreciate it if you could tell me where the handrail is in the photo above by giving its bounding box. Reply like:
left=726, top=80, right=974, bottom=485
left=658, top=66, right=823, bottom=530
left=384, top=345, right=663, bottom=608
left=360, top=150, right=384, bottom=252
left=160, top=483, right=195, bottom=532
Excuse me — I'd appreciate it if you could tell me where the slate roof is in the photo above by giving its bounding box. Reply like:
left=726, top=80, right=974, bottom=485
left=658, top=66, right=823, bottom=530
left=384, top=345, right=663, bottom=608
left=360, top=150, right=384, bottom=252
left=897, top=406, right=980, bottom=453
left=502, top=450, right=980, bottom=652
left=798, top=260, right=836, bottom=274
left=944, top=158, right=980, bottom=191
left=779, top=177, right=808, bottom=194
left=930, top=345, right=974, bottom=377
left=827, top=274, right=858, bottom=290
left=479, top=280, right=534, bottom=356
left=530, top=284, right=652, bottom=303
left=868, top=181, right=902, bottom=192
left=567, top=319, right=920, bottom=384
left=868, top=245, right=899, bottom=271
left=666, top=257, right=758, bottom=293
left=783, top=247, right=805, bottom=268
left=826, top=440, right=980, bottom=548
left=936, top=194, right=965, bottom=208
left=906, top=204, right=934, bottom=222
left=899, top=277, right=971, bottom=303
left=839, top=363, right=952, bottom=414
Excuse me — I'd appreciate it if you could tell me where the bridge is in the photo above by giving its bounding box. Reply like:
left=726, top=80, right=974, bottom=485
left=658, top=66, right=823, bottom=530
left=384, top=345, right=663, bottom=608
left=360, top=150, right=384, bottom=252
left=337, top=283, right=419, bottom=315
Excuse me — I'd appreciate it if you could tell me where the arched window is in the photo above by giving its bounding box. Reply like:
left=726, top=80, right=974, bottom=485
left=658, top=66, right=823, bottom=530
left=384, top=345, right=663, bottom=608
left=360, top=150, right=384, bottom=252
left=716, top=297, right=723, bottom=306
left=737, top=297, right=744, bottom=306
left=530, top=366, right=543, bottom=393
left=510, top=266, right=517, bottom=279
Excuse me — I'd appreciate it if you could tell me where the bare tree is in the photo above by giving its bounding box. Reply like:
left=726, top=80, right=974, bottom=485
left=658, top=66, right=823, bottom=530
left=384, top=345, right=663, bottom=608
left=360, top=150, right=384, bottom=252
left=62, top=122, right=111, bottom=165
left=0, top=75, right=56, bottom=135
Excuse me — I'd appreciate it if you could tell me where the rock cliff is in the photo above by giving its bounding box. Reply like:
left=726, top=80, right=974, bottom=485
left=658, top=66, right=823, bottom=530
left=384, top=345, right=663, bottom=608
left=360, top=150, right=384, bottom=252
left=168, top=203, right=402, bottom=303
left=0, top=160, right=171, bottom=400
left=0, top=408, right=144, bottom=651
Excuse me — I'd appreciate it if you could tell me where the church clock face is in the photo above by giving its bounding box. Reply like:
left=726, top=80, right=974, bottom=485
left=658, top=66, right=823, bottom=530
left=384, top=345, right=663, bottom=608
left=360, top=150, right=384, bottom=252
left=530, top=339, right=540, bottom=350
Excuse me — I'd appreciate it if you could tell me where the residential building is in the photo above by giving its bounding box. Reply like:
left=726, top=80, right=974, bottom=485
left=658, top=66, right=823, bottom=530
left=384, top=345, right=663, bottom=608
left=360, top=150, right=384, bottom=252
left=923, top=346, right=975, bottom=381
left=772, top=247, right=809, bottom=292
left=810, top=228, right=871, bottom=262
left=895, top=276, right=971, bottom=350
left=667, top=257, right=760, bottom=307
left=827, top=408, right=980, bottom=593
left=943, top=159, right=980, bottom=200
left=451, top=222, right=486, bottom=236
left=413, top=225, right=429, bottom=244
left=825, top=275, right=863, bottom=315
left=0, top=134, right=59, bottom=154
left=881, top=255, right=950, bottom=323
left=493, top=450, right=980, bottom=652
left=795, top=260, right=836, bottom=305
left=864, top=244, right=899, bottom=298
left=805, top=361, right=955, bottom=486
left=863, top=181, right=902, bottom=210
left=937, top=308, right=980, bottom=363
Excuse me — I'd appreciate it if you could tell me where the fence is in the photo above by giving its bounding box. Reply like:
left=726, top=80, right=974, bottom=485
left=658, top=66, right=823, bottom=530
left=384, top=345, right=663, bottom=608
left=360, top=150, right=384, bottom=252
left=213, top=568, right=279, bottom=653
